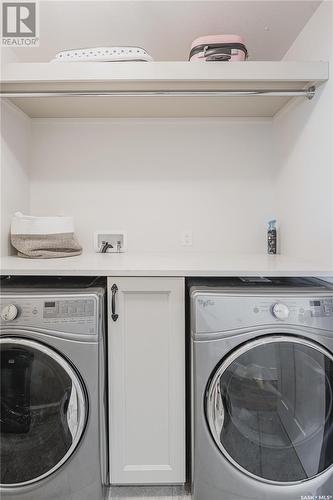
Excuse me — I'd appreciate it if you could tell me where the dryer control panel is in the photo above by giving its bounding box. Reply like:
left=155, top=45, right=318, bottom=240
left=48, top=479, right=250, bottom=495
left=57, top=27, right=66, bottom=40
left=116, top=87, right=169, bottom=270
left=309, top=298, right=333, bottom=317
left=192, top=291, right=333, bottom=334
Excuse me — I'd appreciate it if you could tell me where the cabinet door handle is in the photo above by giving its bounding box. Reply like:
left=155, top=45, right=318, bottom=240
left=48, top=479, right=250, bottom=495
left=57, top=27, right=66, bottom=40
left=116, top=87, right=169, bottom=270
left=111, top=284, right=119, bottom=322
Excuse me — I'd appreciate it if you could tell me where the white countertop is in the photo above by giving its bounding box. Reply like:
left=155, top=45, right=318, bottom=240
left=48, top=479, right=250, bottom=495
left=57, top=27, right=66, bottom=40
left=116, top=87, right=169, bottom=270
left=1, top=253, right=332, bottom=277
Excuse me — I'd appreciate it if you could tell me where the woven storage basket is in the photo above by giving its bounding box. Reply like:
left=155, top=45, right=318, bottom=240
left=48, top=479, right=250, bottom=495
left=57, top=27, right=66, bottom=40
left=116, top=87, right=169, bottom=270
left=11, top=212, right=82, bottom=259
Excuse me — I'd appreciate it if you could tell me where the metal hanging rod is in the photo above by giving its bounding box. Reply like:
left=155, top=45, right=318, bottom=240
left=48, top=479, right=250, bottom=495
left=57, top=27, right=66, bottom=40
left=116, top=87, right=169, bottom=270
left=0, top=86, right=316, bottom=99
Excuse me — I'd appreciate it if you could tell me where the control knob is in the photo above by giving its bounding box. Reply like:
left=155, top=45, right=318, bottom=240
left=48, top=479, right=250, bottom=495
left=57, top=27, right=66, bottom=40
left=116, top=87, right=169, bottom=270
left=272, top=303, right=289, bottom=320
left=1, top=304, right=19, bottom=321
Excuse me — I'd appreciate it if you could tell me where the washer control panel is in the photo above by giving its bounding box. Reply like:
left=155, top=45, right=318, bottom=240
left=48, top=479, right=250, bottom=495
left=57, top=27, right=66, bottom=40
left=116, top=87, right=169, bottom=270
left=0, top=294, right=99, bottom=336
left=43, top=299, right=95, bottom=319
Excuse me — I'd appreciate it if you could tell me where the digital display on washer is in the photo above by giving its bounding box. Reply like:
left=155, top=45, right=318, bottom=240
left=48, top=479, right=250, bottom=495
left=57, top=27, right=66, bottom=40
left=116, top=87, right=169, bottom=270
left=43, top=299, right=94, bottom=319
left=310, top=300, right=321, bottom=307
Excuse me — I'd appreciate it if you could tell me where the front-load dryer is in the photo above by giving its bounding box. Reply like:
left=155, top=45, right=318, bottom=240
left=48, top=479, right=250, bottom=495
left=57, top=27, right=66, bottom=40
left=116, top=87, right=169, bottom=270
left=190, top=277, right=333, bottom=500
left=0, top=277, right=107, bottom=500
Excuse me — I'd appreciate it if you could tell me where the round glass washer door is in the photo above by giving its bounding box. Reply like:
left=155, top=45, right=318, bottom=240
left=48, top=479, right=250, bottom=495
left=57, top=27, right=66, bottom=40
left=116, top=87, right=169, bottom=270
left=0, top=337, right=87, bottom=487
left=206, top=336, right=333, bottom=484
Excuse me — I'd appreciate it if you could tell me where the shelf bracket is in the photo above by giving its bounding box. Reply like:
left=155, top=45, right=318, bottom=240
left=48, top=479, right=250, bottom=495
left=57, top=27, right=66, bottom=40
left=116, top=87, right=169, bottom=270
left=306, top=86, right=316, bottom=100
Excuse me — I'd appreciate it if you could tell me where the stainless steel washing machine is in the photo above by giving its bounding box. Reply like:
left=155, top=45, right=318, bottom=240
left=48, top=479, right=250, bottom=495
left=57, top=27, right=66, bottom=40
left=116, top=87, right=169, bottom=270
left=0, top=277, right=107, bottom=500
left=190, top=277, right=333, bottom=500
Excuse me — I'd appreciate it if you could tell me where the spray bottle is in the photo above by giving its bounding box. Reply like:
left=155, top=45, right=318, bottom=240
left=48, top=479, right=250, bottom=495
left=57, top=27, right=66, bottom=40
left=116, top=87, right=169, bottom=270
left=267, top=220, right=277, bottom=255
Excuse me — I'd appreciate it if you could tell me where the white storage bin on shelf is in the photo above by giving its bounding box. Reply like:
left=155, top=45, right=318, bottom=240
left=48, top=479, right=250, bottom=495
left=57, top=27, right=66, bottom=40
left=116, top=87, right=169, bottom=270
left=11, top=212, right=82, bottom=259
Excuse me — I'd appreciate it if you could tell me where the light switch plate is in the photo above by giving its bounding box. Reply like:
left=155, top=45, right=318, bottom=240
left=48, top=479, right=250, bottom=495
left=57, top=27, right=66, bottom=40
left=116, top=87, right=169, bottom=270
left=94, top=231, right=127, bottom=253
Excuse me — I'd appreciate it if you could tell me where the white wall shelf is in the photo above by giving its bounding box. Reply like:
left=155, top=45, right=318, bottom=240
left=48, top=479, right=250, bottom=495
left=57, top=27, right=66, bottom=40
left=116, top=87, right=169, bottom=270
left=0, top=61, right=328, bottom=118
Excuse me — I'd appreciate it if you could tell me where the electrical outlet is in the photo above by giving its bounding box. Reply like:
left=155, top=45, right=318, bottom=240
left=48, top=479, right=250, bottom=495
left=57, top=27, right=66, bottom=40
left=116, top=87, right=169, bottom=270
left=181, top=230, right=193, bottom=246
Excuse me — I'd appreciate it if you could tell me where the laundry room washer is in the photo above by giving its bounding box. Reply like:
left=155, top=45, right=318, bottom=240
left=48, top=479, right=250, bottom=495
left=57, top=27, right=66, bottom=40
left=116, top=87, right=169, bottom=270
left=0, top=277, right=107, bottom=500
left=190, top=277, right=333, bottom=500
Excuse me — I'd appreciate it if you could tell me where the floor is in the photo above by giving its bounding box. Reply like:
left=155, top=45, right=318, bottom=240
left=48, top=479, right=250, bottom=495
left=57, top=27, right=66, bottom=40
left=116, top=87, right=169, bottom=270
left=108, top=486, right=191, bottom=499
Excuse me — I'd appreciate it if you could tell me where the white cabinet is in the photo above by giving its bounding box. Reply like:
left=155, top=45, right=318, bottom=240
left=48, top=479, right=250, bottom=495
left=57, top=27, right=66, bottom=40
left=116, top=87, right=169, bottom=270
left=107, top=277, right=185, bottom=484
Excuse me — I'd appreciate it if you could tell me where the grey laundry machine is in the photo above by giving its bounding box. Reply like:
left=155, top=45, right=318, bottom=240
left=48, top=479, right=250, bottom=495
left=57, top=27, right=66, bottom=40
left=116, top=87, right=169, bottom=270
left=0, top=277, right=107, bottom=500
left=190, top=277, right=333, bottom=500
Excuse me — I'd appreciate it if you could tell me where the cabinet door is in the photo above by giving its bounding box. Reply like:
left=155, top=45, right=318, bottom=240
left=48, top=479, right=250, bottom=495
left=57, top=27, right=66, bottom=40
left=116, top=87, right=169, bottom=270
left=107, top=277, right=185, bottom=485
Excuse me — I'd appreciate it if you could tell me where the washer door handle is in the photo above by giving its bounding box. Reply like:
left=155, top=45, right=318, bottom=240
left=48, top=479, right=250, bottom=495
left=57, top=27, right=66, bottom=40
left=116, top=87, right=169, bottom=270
left=210, top=382, right=225, bottom=440
left=111, top=284, right=119, bottom=322
left=64, top=387, right=78, bottom=439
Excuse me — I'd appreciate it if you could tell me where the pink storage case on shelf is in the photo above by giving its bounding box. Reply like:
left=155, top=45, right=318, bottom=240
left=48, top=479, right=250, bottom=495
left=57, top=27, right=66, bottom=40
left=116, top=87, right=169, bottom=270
left=189, top=35, right=248, bottom=62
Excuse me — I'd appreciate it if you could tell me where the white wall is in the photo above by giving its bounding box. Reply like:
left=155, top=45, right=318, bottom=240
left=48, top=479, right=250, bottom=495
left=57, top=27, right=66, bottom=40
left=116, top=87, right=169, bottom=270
left=2, top=0, right=319, bottom=63
left=0, top=100, right=31, bottom=257
left=2, top=2, right=331, bottom=262
left=28, top=118, right=276, bottom=254
left=273, top=0, right=333, bottom=266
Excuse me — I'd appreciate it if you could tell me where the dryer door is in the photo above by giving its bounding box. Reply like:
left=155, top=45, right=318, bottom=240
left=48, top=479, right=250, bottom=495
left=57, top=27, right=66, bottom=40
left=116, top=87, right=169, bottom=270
left=206, top=335, right=333, bottom=484
left=0, top=337, right=87, bottom=487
